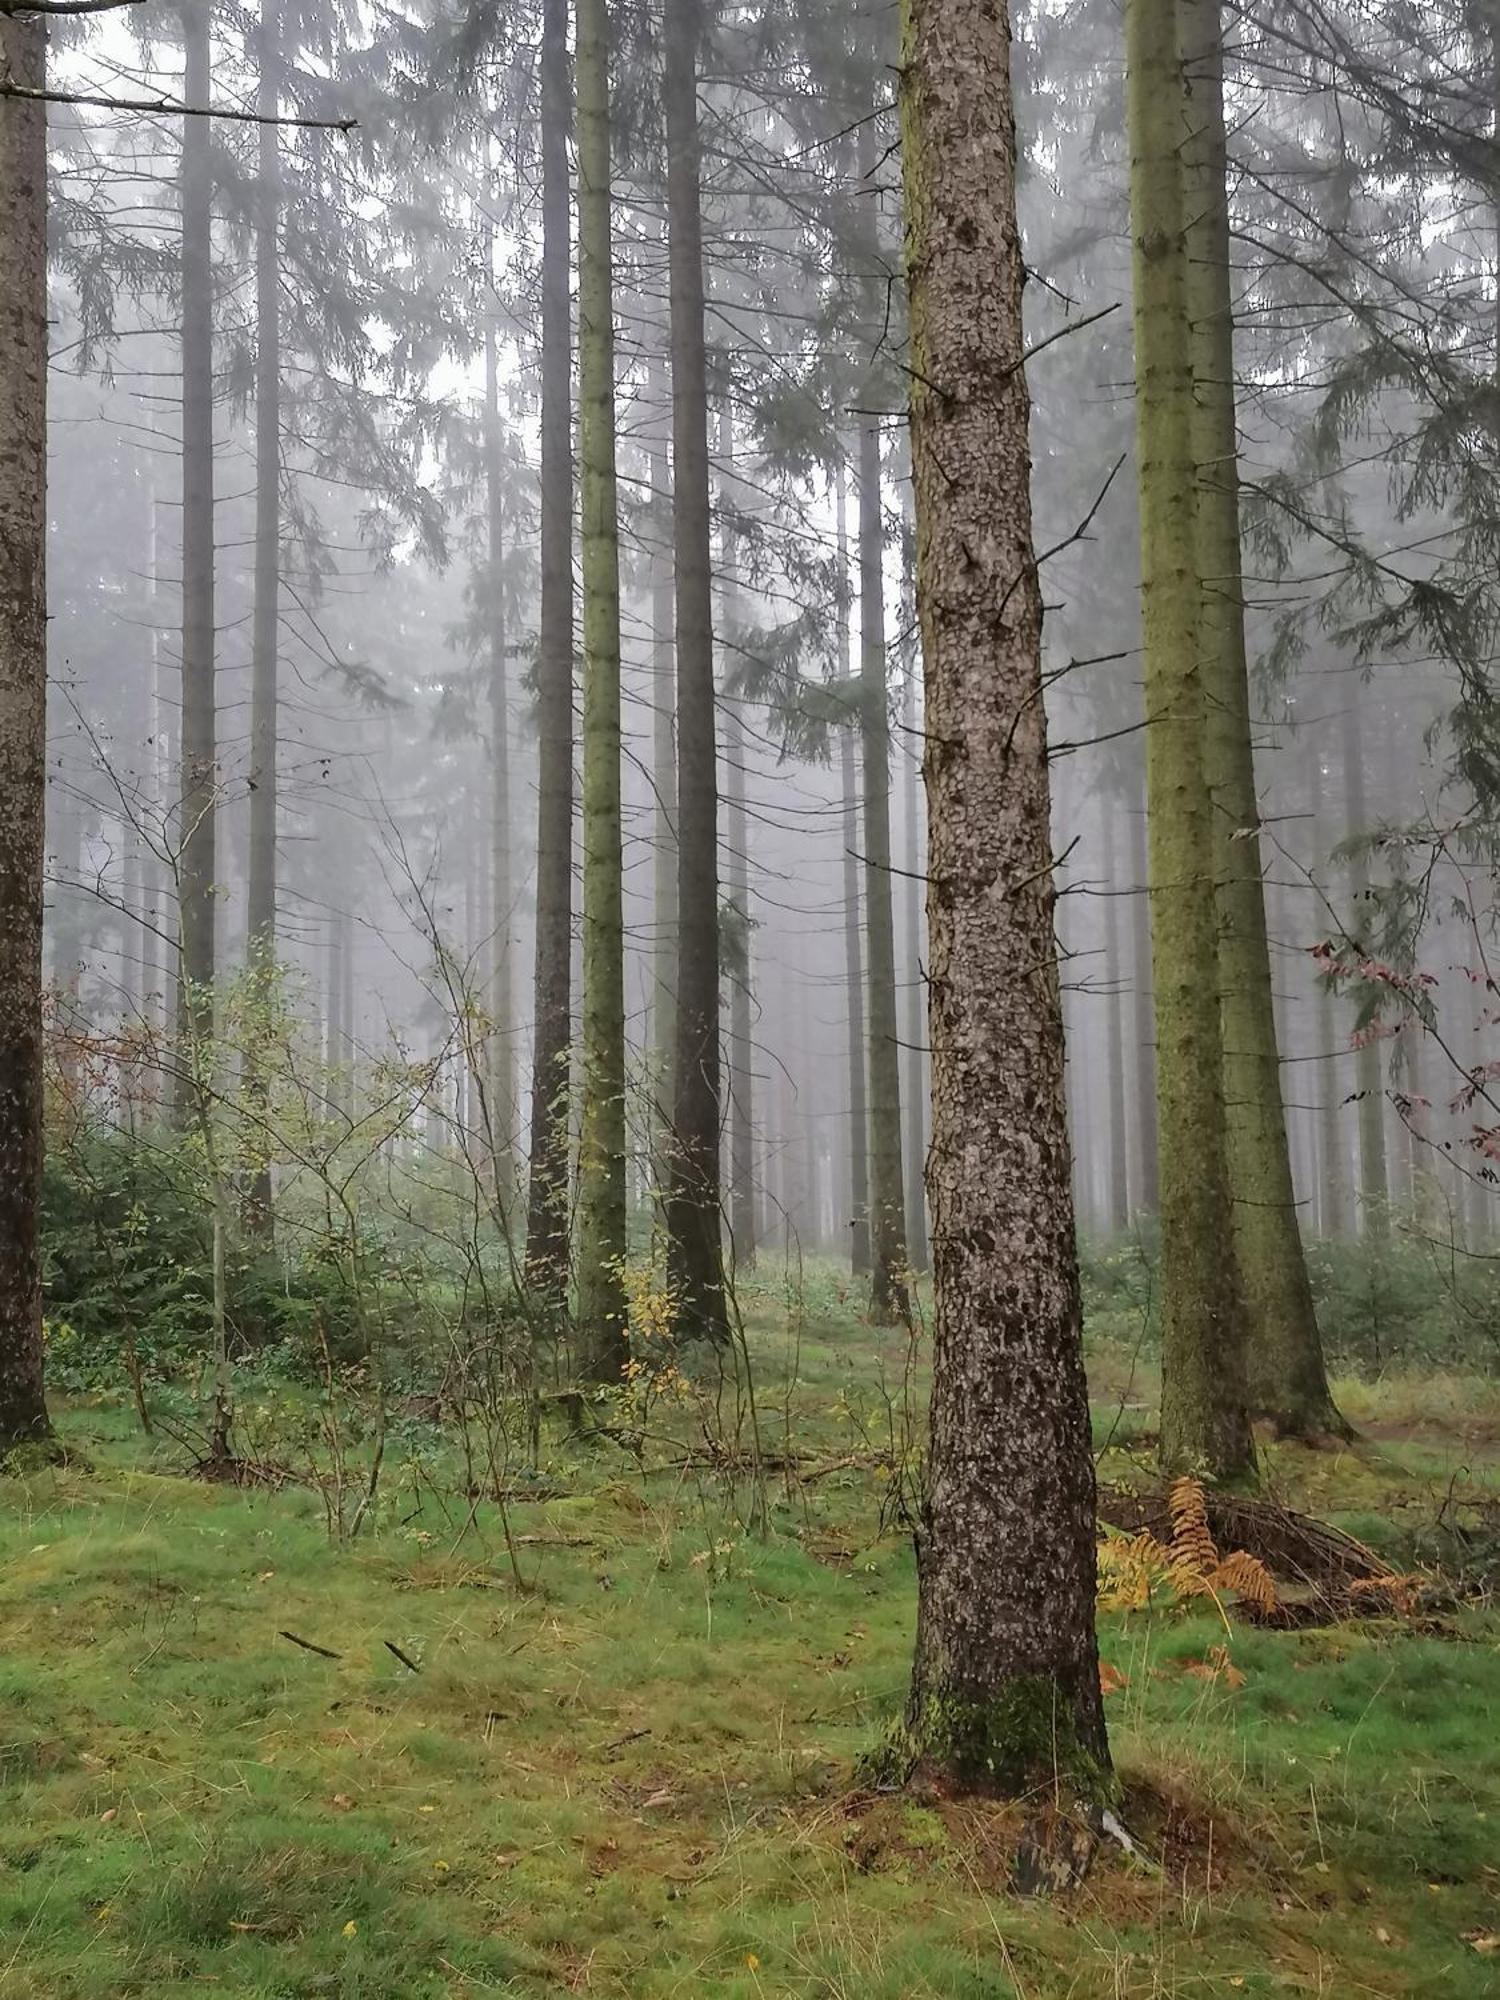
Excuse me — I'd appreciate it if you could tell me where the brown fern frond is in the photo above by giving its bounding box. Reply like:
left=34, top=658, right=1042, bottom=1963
left=1168, top=1475, right=1218, bottom=1576
left=1210, top=1549, right=1279, bottom=1613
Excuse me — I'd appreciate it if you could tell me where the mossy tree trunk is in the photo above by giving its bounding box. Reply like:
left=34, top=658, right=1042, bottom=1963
left=524, top=0, right=576, bottom=1303
left=175, top=0, right=218, bottom=1127
left=1126, top=0, right=1255, bottom=1481
left=662, top=0, right=728, bottom=1342
left=0, top=10, right=55, bottom=1457
left=573, top=0, right=629, bottom=1378
left=892, top=0, right=1109, bottom=1800
left=1181, top=0, right=1346, bottom=1440
left=244, top=0, right=281, bottom=1239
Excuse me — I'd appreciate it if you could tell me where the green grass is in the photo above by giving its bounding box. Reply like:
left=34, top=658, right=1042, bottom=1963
left=3, top=1288, right=1499, bottom=1997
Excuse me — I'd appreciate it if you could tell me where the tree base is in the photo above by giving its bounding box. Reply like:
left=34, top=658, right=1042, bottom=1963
left=863, top=1678, right=1115, bottom=1808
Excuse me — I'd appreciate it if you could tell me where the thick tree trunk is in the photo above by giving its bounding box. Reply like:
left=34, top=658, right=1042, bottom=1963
left=888, top=0, right=1109, bottom=1803
left=524, top=0, right=576, bottom=1302
left=857, top=418, right=911, bottom=1325
left=663, top=0, right=727, bottom=1342
left=244, top=0, right=281, bottom=1238
left=1182, top=0, right=1345, bottom=1440
left=1126, top=0, right=1255, bottom=1481
left=1341, top=699, right=1389, bottom=1238
left=836, top=462, right=871, bottom=1275
left=0, top=12, right=54, bottom=1456
left=573, top=0, right=629, bottom=1377
left=175, top=0, right=218, bottom=1124
left=484, top=304, right=517, bottom=1214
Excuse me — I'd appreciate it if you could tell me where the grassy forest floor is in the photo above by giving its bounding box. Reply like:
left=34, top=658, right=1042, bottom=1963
left=3, top=1275, right=1499, bottom=1998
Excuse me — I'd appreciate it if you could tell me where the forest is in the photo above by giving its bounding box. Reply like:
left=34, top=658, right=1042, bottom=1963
left=1, top=0, right=1499, bottom=1991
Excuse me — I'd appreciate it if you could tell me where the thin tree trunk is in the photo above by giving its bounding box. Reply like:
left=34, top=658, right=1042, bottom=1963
left=1307, top=733, right=1349, bottom=1236
left=647, top=384, right=676, bottom=1227
left=663, top=0, right=727, bottom=1342
left=573, top=0, right=629, bottom=1377
left=484, top=294, right=517, bottom=1214
left=858, top=415, right=910, bottom=1324
left=244, top=0, right=280, bottom=1237
left=902, top=628, right=929, bottom=1271
left=1126, top=0, right=1254, bottom=1481
left=0, top=10, right=54, bottom=1456
left=1128, top=786, right=1159, bottom=1211
left=890, top=0, right=1108, bottom=1802
left=1341, top=698, right=1389, bottom=1238
left=524, top=0, right=575, bottom=1301
left=1182, top=0, right=1344, bottom=1439
left=836, top=461, right=871, bottom=1275
left=717, top=405, right=756, bottom=1271
left=1103, top=796, right=1131, bottom=1232
left=175, top=0, right=217, bottom=1126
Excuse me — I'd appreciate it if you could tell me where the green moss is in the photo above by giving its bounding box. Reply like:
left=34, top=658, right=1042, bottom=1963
left=864, top=1678, right=1116, bottom=1804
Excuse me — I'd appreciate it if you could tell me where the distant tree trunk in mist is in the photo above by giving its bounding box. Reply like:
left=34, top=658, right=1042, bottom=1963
left=484, top=303, right=517, bottom=1212
left=1127, top=0, right=1254, bottom=1482
left=902, top=645, right=929, bottom=1271
left=887, top=0, right=1108, bottom=1801
left=175, top=0, right=217, bottom=1127
left=1128, top=790, right=1159, bottom=1211
left=718, top=407, right=756, bottom=1271
left=836, top=464, right=870, bottom=1275
left=244, top=0, right=281, bottom=1237
left=525, top=0, right=576, bottom=1302
left=573, top=0, right=629, bottom=1377
left=1103, top=797, right=1130, bottom=1233
left=662, top=0, right=728, bottom=1342
left=1307, top=737, right=1349, bottom=1236
left=1182, top=0, right=1344, bottom=1441
left=1341, top=698, right=1389, bottom=1239
left=857, top=416, right=910, bottom=1325
left=647, top=411, right=676, bottom=1221
left=0, top=11, right=54, bottom=1457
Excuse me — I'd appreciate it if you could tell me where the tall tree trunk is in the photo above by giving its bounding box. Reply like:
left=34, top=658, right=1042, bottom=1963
left=1126, top=0, right=1254, bottom=1481
left=1103, top=797, right=1131, bottom=1232
left=1128, top=785, right=1159, bottom=1210
left=1307, top=733, right=1349, bottom=1236
left=0, top=11, right=54, bottom=1457
left=244, top=0, right=281, bottom=1237
left=647, top=391, right=676, bottom=1229
left=858, top=416, right=911, bottom=1324
left=524, top=0, right=576, bottom=1300
left=663, top=0, right=727, bottom=1342
left=573, top=0, right=629, bottom=1377
left=836, top=461, right=871, bottom=1275
left=484, top=295, right=517, bottom=1214
left=902, top=634, right=929, bottom=1271
left=175, top=0, right=217, bottom=1125
left=889, top=0, right=1108, bottom=1802
left=1341, top=698, right=1389, bottom=1238
left=1182, top=0, right=1345, bottom=1440
left=717, top=405, right=756, bottom=1271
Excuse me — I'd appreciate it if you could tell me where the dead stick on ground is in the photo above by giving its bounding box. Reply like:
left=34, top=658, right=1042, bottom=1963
left=280, top=1629, right=342, bottom=1660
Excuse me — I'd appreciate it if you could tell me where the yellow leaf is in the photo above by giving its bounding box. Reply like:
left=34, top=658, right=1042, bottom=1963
left=341, top=1921, right=358, bottom=1940
left=745, top=1954, right=761, bottom=1971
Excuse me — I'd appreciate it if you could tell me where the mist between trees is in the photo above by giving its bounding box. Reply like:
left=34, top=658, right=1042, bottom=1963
left=4, top=0, right=1500, bottom=1850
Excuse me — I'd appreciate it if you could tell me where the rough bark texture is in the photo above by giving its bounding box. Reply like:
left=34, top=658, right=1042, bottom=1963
left=836, top=464, right=871, bottom=1276
left=524, top=0, right=576, bottom=1301
left=244, top=0, right=281, bottom=1236
left=1126, top=0, right=1255, bottom=1482
left=0, top=12, right=54, bottom=1455
left=573, top=0, right=629, bottom=1377
left=890, top=0, right=1109, bottom=1799
left=175, top=0, right=217, bottom=1123
left=1181, top=0, right=1345, bottom=1440
left=662, top=0, right=728, bottom=1342
left=857, top=417, right=911, bottom=1326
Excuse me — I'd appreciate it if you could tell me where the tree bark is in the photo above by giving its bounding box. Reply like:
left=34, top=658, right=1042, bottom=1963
left=244, top=0, right=280, bottom=1237
left=0, top=10, right=54, bottom=1456
left=647, top=386, right=676, bottom=1231
left=662, top=0, right=727, bottom=1342
left=902, top=630, right=930, bottom=1271
left=1341, top=698, right=1389, bottom=1238
left=717, top=405, right=756, bottom=1272
left=175, top=0, right=217, bottom=1126
left=484, top=294, right=517, bottom=1215
left=1126, top=0, right=1255, bottom=1481
left=1181, top=0, right=1345, bottom=1439
left=836, top=460, right=871, bottom=1276
left=524, top=0, right=576, bottom=1302
left=1128, top=784, right=1159, bottom=1211
left=1103, top=797, right=1131, bottom=1232
left=573, top=0, right=629, bottom=1377
left=888, top=0, right=1109, bottom=1803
